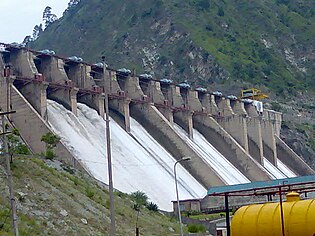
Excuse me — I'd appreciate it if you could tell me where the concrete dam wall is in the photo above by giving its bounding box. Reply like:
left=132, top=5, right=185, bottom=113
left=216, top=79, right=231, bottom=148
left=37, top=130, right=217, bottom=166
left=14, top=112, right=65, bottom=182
left=1, top=44, right=313, bottom=204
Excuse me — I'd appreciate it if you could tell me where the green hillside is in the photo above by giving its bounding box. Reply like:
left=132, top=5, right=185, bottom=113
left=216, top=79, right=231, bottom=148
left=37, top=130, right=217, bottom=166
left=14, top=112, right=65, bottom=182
left=32, top=0, right=315, bottom=97
left=0, top=155, right=181, bottom=235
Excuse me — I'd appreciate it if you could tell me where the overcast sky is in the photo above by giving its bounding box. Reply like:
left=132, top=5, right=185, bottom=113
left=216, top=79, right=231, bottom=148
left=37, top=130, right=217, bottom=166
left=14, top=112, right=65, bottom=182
left=0, top=0, right=69, bottom=43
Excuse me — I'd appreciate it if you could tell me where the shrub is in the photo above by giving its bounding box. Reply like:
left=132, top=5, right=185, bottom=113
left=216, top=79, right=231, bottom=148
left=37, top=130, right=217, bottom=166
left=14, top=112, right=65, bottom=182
left=217, top=6, right=225, bottom=16
left=6, top=128, right=30, bottom=157
left=41, top=132, right=60, bottom=149
left=85, top=186, right=95, bottom=199
left=146, top=202, right=159, bottom=212
left=45, top=149, right=55, bottom=160
left=41, top=132, right=60, bottom=159
left=187, top=223, right=206, bottom=233
left=73, top=177, right=79, bottom=186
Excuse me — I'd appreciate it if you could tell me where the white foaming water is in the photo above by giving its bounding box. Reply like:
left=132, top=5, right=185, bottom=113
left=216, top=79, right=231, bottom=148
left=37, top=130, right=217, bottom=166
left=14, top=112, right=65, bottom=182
left=47, top=100, right=206, bottom=211
left=173, top=123, right=250, bottom=185
left=263, top=157, right=287, bottom=179
left=277, top=159, right=296, bottom=178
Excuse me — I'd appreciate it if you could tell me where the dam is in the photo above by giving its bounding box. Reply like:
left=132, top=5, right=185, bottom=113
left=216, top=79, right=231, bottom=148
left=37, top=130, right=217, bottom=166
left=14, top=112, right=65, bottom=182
left=0, top=42, right=313, bottom=209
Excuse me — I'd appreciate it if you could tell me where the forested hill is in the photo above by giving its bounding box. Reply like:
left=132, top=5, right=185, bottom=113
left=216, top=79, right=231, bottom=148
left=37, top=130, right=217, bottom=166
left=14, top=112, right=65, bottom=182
left=31, top=0, right=314, bottom=97
left=30, top=0, right=314, bottom=166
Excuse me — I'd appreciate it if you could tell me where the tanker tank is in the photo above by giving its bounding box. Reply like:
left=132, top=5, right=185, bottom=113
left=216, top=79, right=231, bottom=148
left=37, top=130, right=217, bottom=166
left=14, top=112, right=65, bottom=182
left=231, top=192, right=315, bottom=236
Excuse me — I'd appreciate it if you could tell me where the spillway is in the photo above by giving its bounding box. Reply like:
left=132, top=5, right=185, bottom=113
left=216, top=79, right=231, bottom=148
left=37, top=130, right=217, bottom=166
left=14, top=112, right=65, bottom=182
left=263, top=157, right=287, bottom=179
left=47, top=100, right=206, bottom=210
left=173, top=124, right=250, bottom=185
left=277, top=159, right=296, bottom=178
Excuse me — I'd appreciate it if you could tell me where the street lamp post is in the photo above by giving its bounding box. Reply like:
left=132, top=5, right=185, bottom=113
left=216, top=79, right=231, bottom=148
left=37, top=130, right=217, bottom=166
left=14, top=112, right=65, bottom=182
left=102, top=57, right=116, bottom=236
left=174, top=157, right=191, bottom=236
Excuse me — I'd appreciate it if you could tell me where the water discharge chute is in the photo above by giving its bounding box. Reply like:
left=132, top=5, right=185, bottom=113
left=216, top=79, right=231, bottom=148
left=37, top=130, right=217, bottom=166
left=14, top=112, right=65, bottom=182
left=47, top=100, right=206, bottom=210
left=173, top=124, right=250, bottom=185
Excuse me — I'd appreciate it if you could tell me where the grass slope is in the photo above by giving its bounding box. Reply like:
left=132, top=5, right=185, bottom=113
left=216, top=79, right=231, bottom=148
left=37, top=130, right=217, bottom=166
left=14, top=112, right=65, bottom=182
left=0, top=156, right=180, bottom=235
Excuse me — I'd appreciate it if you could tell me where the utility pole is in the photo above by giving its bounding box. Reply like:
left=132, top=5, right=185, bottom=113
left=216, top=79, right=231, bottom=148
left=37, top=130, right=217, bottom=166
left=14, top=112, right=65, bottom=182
left=174, top=157, right=191, bottom=236
left=1, top=111, right=19, bottom=236
left=102, top=56, right=116, bottom=235
left=1, top=70, right=19, bottom=235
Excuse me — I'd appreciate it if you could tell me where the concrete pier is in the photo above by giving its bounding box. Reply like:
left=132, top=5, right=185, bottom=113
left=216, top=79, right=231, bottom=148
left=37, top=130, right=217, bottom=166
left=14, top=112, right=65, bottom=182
left=65, top=62, right=95, bottom=89
left=5, top=50, right=49, bottom=119
left=171, top=85, right=194, bottom=138
left=214, top=95, right=234, bottom=117
left=261, top=119, right=277, bottom=165
left=151, top=81, right=174, bottom=123
left=197, top=91, right=212, bottom=114
left=230, top=99, right=247, bottom=117
left=246, top=117, right=263, bottom=163
left=35, top=55, right=79, bottom=115
left=37, top=56, right=68, bottom=83
left=244, top=103, right=264, bottom=163
left=218, top=115, right=249, bottom=153
left=193, top=115, right=271, bottom=181
left=9, top=49, right=37, bottom=77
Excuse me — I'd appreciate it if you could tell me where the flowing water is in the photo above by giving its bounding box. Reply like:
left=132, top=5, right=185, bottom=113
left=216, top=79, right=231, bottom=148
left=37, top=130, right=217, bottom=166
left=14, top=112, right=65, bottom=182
left=47, top=100, right=206, bottom=210
left=173, top=124, right=250, bottom=185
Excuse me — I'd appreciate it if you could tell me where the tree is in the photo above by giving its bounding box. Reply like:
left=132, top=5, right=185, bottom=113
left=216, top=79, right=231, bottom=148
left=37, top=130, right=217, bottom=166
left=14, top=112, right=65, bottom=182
left=5, top=128, right=30, bottom=161
left=43, top=6, right=57, bottom=28
left=130, top=191, right=148, bottom=206
left=64, top=0, right=80, bottom=14
left=32, top=24, right=43, bottom=40
left=41, top=132, right=60, bottom=159
left=22, top=36, right=32, bottom=45
left=68, top=0, right=80, bottom=8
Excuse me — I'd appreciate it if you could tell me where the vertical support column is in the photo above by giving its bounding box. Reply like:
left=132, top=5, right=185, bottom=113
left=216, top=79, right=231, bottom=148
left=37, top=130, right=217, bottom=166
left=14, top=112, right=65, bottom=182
left=242, top=118, right=249, bottom=153
left=209, top=95, right=219, bottom=115
left=264, top=109, right=282, bottom=137
left=225, top=194, right=230, bottom=236
left=261, top=119, right=277, bottom=165
left=198, top=93, right=211, bottom=113
left=247, top=117, right=264, bottom=164
left=231, top=100, right=247, bottom=117
left=38, top=82, right=48, bottom=120
left=219, top=116, right=249, bottom=153
left=124, top=98, right=131, bottom=133
left=70, top=88, right=79, bottom=116
left=173, top=109, right=194, bottom=139
left=187, top=111, right=193, bottom=139
left=170, top=85, right=184, bottom=107
left=162, top=108, right=174, bottom=124
left=98, top=94, right=105, bottom=119
left=223, top=98, right=235, bottom=116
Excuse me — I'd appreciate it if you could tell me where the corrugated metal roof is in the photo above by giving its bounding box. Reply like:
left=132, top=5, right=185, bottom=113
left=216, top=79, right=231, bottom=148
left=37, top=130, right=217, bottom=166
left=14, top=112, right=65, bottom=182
left=208, top=175, right=315, bottom=196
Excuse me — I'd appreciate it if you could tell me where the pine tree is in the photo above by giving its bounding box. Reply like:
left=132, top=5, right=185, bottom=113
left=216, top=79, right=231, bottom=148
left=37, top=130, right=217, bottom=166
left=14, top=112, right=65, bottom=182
left=43, top=6, right=57, bottom=28
left=22, top=36, right=32, bottom=45
left=64, top=0, right=80, bottom=15
left=32, top=24, right=43, bottom=40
